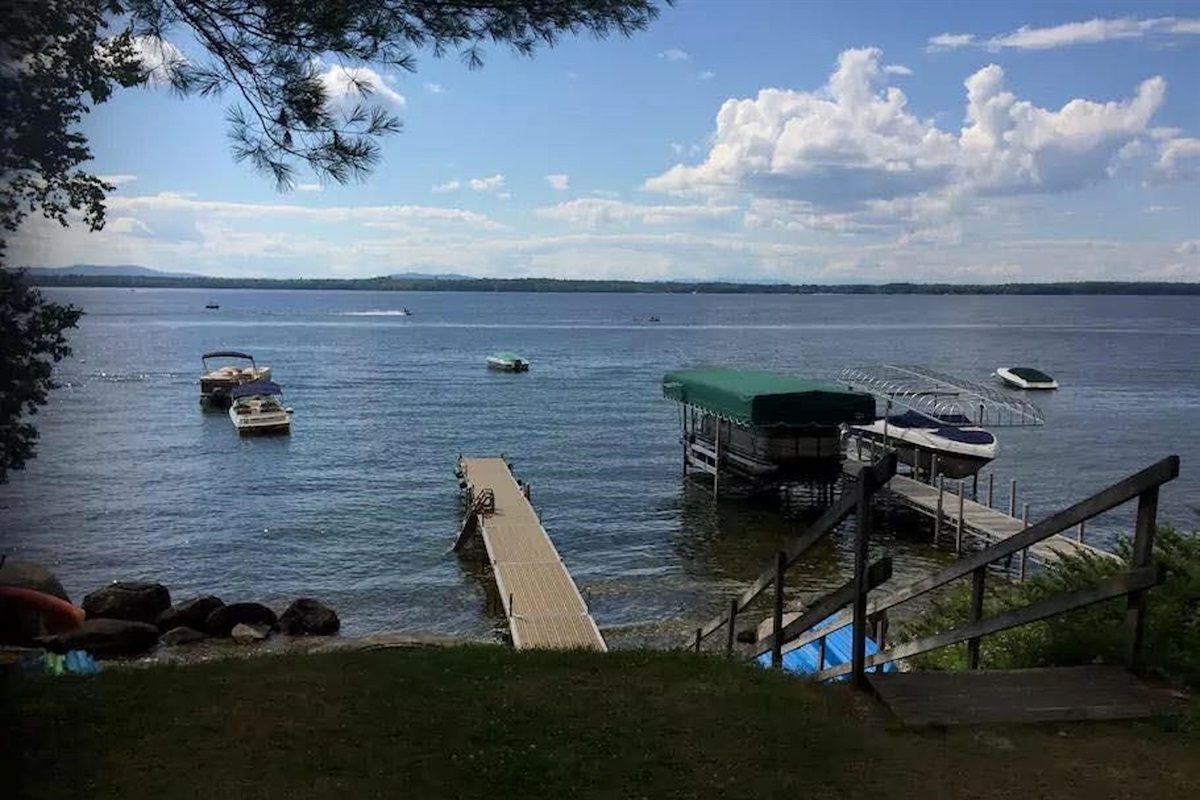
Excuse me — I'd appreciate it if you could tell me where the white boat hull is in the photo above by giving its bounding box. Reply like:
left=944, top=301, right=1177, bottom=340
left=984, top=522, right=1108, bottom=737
left=850, top=419, right=997, bottom=478
left=487, top=358, right=528, bottom=372
left=228, top=404, right=291, bottom=435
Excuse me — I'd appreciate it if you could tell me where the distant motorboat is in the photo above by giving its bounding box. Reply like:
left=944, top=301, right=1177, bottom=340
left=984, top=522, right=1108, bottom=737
left=995, top=367, right=1058, bottom=390
left=200, top=351, right=272, bottom=407
left=487, top=352, right=529, bottom=372
left=228, top=380, right=292, bottom=436
left=205, top=303, right=220, bottom=310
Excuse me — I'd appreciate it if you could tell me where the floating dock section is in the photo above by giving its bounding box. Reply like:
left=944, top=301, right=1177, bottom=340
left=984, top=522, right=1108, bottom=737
left=454, top=457, right=606, bottom=651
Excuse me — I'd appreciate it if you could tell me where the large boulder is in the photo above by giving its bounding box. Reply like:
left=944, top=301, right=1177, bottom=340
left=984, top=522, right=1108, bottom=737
left=279, top=598, right=340, bottom=636
left=157, top=596, right=224, bottom=632
left=83, top=582, right=170, bottom=624
left=38, top=618, right=159, bottom=656
left=205, top=602, right=277, bottom=637
left=0, top=559, right=70, bottom=601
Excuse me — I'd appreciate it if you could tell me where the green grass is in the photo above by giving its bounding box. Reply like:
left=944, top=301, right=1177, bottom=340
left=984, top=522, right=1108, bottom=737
left=3, top=647, right=1197, bottom=800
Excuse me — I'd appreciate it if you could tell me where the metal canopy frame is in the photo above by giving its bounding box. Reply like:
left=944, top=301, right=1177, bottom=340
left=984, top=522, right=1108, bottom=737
left=841, top=364, right=1045, bottom=427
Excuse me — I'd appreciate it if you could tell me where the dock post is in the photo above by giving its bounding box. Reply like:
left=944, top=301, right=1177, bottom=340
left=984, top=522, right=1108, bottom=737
left=694, top=627, right=702, bottom=653
left=955, top=481, right=965, bottom=553
left=1009, top=479, right=1017, bottom=518
left=972, top=472, right=978, bottom=501
left=1077, top=520, right=1085, bottom=543
left=931, top=454, right=939, bottom=485
left=856, top=437, right=862, bottom=462
left=725, top=598, right=737, bottom=658
left=851, top=463, right=876, bottom=690
left=712, top=423, right=721, bottom=498
left=987, top=473, right=994, bottom=508
left=934, top=475, right=944, bottom=544
left=771, top=551, right=785, bottom=669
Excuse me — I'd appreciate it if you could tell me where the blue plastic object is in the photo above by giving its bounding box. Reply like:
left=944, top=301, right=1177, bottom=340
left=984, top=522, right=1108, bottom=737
left=756, top=615, right=896, bottom=680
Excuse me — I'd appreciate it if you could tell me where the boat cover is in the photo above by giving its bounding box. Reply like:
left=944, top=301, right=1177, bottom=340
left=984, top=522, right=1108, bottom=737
left=202, top=350, right=254, bottom=360
left=662, top=368, right=876, bottom=428
left=231, top=380, right=283, bottom=398
left=884, top=411, right=995, bottom=444
left=1007, top=367, right=1054, bottom=383
left=489, top=351, right=527, bottom=362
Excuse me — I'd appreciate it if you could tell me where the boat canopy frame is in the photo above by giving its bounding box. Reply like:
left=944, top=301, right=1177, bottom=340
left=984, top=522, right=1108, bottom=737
left=202, top=350, right=258, bottom=368
left=231, top=380, right=283, bottom=399
left=841, top=364, right=1044, bottom=428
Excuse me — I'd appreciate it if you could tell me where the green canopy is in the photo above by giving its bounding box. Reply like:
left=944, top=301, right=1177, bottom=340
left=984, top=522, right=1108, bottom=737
left=663, top=368, right=876, bottom=428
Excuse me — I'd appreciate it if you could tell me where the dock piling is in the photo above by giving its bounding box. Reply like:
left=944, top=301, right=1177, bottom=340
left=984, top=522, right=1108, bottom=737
left=987, top=473, right=994, bottom=509
left=1009, top=479, right=1017, bottom=518
left=725, top=598, right=738, bottom=658
left=934, top=475, right=945, bottom=544
left=956, top=481, right=965, bottom=553
left=771, top=551, right=785, bottom=669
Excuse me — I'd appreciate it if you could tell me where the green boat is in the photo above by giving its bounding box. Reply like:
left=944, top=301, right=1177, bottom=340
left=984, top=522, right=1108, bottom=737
left=487, top=352, right=529, bottom=372
left=663, top=368, right=877, bottom=489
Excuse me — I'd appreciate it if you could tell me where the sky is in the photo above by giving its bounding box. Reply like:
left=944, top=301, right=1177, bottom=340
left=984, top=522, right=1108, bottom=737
left=12, top=0, right=1200, bottom=283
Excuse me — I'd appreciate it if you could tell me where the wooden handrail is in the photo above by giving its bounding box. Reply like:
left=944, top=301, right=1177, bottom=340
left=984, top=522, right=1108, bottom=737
left=812, top=565, right=1165, bottom=680
left=783, top=455, right=1179, bottom=654
left=752, top=558, right=892, bottom=659
left=687, top=454, right=897, bottom=648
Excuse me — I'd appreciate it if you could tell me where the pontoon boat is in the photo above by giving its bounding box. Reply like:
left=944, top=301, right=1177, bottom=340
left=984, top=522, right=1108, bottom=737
left=200, top=351, right=271, bottom=407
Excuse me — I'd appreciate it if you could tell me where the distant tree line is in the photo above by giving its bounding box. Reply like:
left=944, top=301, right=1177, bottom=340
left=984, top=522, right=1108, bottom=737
left=27, top=275, right=1200, bottom=295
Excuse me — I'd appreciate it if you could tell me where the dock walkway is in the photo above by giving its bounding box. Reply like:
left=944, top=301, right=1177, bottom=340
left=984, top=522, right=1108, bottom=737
left=844, top=459, right=1118, bottom=565
left=456, top=457, right=606, bottom=651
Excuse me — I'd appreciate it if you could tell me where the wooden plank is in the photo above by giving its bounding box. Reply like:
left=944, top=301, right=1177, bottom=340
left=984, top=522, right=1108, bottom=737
left=815, top=566, right=1163, bottom=680
left=868, top=666, right=1154, bottom=727
left=754, top=558, right=892, bottom=659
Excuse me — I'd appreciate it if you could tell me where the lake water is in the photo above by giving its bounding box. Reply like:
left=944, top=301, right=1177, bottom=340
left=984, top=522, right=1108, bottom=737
left=2, top=289, right=1197, bottom=647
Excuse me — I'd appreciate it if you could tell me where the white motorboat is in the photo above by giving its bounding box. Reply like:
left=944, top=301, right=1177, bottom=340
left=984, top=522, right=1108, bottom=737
left=996, top=367, right=1058, bottom=390
left=228, top=381, right=292, bottom=436
left=486, top=352, right=529, bottom=372
left=849, top=410, right=997, bottom=479
left=200, top=351, right=272, bottom=407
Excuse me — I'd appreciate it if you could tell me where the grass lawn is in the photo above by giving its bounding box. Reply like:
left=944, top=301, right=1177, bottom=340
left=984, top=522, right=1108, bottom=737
left=3, top=646, right=1197, bottom=799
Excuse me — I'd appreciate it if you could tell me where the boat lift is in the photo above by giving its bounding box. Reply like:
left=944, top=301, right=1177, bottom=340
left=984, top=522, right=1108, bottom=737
left=840, top=365, right=1045, bottom=428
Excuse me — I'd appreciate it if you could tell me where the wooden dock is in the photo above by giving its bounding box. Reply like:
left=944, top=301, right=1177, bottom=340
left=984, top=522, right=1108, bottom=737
left=844, top=459, right=1118, bottom=566
left=455, top=457, right=606, bottom=652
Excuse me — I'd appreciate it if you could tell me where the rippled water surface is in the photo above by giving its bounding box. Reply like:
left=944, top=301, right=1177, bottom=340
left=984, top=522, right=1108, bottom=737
left=3, top=289, right=1197, bottom=646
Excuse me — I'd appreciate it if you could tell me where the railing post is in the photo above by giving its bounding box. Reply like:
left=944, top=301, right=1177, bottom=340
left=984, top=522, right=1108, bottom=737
left=967, top=567, right=986, bottom=669
left=956, top=481, right=965, bottom=553
left=817, top=635, right=827, bottom=671
left=1125, top=486, right=1159, bottom=672
left=694, top=627, right=702, bottom=653
left=1077, top=520, right=1085, bottom=543
left=931, top=453, right=939, bottom=485
left=771, top=551, right=785, bottom=669
left=987, top=472, right=994, bottom=508
left=851, top=462, right=876, bottom=689
left=1019, top=503, right=1030, bottom=580
left=934, top=474, right=944, bottom=544
left=725, top=598, right=738, bottom=658
left=712, top=422, right=721, bottom=497
left=1009, top=479, right=1017, bottom=518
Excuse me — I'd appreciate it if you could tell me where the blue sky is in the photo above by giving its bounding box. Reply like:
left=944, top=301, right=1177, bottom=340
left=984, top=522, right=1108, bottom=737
left=13, top=0, right=1200, bottom=282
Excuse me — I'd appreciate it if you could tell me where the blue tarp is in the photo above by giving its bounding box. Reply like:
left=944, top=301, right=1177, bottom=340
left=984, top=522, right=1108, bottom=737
left=231, top=380, right=283, bottom=399
left=756, top=615, right=897, bottom=680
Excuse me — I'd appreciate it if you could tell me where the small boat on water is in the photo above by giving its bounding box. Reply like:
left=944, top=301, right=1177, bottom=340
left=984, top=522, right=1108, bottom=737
left=487, top=352, right=529, bottom=372
left=849, top=410, right=997, bottom=479
left=200, top=351, right=272, bottom=407
left=205, top=303, right=220, bottom=310
left=228, top=380, right=292, bottom=435
left=995, top=367, right=1058, bottom=390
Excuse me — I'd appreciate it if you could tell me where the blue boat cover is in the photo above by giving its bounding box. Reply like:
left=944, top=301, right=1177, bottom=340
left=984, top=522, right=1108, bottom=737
left=231, top=380, right=282, bottom=398
left=756, top=615, right=897, bottom=680
left=886, top=410, right=995, bottom=445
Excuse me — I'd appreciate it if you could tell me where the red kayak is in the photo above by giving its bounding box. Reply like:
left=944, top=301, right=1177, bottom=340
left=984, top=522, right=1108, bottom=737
left=0, top=585, right=85, bottom=633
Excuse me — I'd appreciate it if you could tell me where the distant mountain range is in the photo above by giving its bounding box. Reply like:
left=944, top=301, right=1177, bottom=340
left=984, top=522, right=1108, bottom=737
left=23, top=264, right=478, bottom=281
left=24, top=264, right=204, bottom=278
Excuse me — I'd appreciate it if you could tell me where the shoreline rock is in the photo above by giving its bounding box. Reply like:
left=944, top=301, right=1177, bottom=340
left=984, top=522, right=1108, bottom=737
left=38, top=618, right=159, bottom=656
left=205, top=602, right=277, bottom=637
left=279, top=598, right=339, bottom=636
left=83, top=582, right=170, bottom=625
left=158, top=596, right=224, bottom=632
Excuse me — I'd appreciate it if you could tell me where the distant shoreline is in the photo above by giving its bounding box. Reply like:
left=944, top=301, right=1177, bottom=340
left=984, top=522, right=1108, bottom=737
left=27, top=274, right=1200, bottom=295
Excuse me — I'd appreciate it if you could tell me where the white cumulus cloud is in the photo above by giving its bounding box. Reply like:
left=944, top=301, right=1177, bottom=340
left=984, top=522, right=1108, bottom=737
left=535, top=198, right=739, bottom=227
left=98, top=174, right=138, bottom=186
left=468, top=174, right=505, bottom=192
left=545, top=174, right=570, bottom=191
left=318, top=64, right=406, bottom=109
left=1152, top=137, right=1200, bottom=183
left=645, top=48, right=1168, bottom=231
left=432, top=180, right=460, bottom=193
left=425, top=82, right=445, bottom=94
left=658, top=48, right=690, bottom=61
left=130, top=35, right=187, bottom=86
